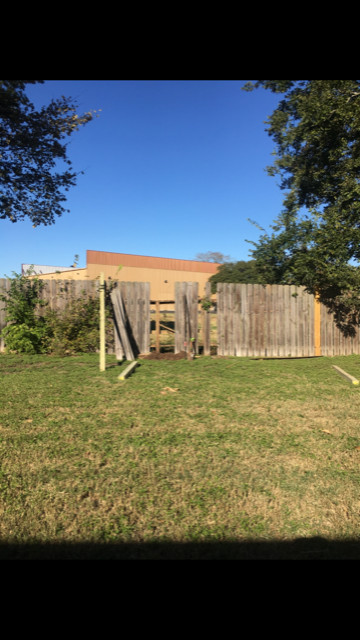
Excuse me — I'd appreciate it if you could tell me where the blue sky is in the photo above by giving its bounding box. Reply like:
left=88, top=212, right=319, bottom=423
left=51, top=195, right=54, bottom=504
left=0, top=80, right=285, bottom=276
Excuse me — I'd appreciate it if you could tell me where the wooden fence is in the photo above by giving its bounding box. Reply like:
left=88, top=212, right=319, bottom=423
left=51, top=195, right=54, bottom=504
left=2, top=277, right=360, bottom=357
left=320, top=301, right=360, bottom=356
left=216, top=283, right=315, bottom=357
left=215, top=283, right=360, bottom=357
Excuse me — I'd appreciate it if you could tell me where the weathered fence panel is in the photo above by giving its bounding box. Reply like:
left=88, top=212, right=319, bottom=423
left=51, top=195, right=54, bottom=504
left=320, top=302, right=360, bottom=356
left=217, top=283, right=316, bottom=357
left=36, top=279, right=99, bottom=314
left=111, top=282, right=150, bottom=358
left=0, top=278, right=150, bottom=356
left=4, top=276, right=360, bottom=357
left=175, top=282, right=199, bottom=354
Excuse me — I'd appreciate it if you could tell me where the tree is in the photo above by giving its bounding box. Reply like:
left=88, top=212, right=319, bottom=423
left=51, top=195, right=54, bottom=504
left=195, top=251, right=231, bottom=263
left=209, top=259, right=260, bottom=293
left=244, top=80, right=360, bottom=331
left=0, top=81, right=97, bottom=226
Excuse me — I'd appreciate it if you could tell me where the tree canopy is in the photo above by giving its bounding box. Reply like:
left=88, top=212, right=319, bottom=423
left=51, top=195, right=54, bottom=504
left=0, top=80, right=97, bottom=226
left=195, top=251, right=231, bottom=263
left=244, top=80, right=360, bottom=330
left=209, top=259, right=260, bottom=293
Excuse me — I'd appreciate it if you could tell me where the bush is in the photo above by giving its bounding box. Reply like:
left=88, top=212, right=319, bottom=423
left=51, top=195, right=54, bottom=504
left=0, top=268, right=48, bottom=354
left=1, top=322, right=48, bottom=354
left=45, top=295, right=113, bottom=356
left=1, top=270, right=115, bottom=356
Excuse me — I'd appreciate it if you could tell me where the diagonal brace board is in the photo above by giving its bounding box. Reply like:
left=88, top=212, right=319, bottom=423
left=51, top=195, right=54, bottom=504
left=118, top=360, right=139, bottom=380
left=110, top=288, right=135, bottom=361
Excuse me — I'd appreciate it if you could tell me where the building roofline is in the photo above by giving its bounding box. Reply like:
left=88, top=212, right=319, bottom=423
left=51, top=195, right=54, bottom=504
left=86, top=250, right=220, bottom=274
left=86, top=248, right=218, bottom=264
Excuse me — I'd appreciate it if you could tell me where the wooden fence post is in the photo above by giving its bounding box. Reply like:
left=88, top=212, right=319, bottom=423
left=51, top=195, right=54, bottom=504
left=99, top=272, right=106, bottom=371
left=203, top=281, right=211, bottom=356
left=314, top=293, right=321, bottom=356
left=155, top=300, right=160, bottom=354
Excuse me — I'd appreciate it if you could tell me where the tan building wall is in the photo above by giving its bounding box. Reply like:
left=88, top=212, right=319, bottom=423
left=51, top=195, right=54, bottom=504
left=85, top=263, right=213, bottom=300
left=33, top=250, right=220, bottom=302
left=85, top=250, right=219, bottom=300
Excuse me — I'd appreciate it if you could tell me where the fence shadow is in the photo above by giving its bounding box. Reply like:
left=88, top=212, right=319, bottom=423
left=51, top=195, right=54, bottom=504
left=1, top=537, right=360, bottom=560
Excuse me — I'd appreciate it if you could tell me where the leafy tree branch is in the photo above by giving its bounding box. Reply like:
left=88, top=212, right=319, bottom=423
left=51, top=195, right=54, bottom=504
left=244, top=80, right=360, bottom=331
left=0, top=80, right=98, bottom=226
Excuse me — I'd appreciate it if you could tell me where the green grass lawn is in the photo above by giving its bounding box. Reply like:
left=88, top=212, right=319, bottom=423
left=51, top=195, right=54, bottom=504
left=1, top=352, right=360, bottom=559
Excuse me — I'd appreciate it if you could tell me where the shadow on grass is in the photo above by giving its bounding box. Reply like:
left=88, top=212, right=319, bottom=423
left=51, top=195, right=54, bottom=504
left=1, top=537, right=360, bottom=560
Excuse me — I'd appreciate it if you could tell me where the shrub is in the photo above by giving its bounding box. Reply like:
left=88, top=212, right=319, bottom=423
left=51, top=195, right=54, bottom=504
left=45, top=295, right=114, bottom=356
left=1, top=270, right=115, bottom=356
left=1, top=322, right=48, bottom=354
left=0, top=268, right=48, bottom=353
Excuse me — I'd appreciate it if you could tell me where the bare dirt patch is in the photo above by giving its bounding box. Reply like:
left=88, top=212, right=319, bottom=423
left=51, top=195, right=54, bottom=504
left=139, top=351, right=187, bottom=361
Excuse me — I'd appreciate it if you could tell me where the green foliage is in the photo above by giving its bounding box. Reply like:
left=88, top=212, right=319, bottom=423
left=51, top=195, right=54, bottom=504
left=1, top=323, right=48, bottom=354
left=0, top=268, right=48, bottom=353
left=0, top=267, right=47, bottom=325
left=200, top=296, right=213, bottom=311
left=0, top=270, right=114, bottom=355
left=209, top=260, right=261, bottom=293
left=244, top=80, right=360, bottom=330
left=45, top=295, right=113, bottom=356
left=0, top=81, right=98, bottom=225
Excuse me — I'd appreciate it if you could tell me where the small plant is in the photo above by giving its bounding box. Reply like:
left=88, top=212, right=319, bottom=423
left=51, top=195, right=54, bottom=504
left=200, top=296, right=213, bottom=312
